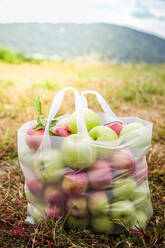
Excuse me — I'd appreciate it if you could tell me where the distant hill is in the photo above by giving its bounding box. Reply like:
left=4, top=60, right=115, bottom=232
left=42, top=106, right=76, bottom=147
left=0, top=23, right=165, bottom=63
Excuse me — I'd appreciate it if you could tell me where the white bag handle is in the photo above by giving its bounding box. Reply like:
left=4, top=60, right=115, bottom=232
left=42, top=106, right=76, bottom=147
left=39, top=87, right=88, bottom=152
left=80, top=94, right=88, bottom=108
left=81, top=90, right=120, bottom=123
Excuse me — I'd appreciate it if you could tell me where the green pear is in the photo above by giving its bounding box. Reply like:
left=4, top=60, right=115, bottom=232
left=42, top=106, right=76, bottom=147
left=62, top=134, right=96, bottom=169
left=69, top=108, right=100, bottom=134
left=91, top=216, right=114, bottom=233
left=34, top=149, right=65, bottom=183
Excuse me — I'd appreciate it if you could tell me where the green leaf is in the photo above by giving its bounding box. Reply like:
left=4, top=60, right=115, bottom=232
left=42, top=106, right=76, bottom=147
left=49, top=119, right=58, bottom=128
left=54, top=113, right=63, bottom=118
left=34, top=119, right=58, bottom=131
left=42, top=119, right=47, bottom=126
left=37, top=116, right=41, bottom=125
left=49, top=128, right=60, bottom=136
left=33, top=122, right=44, bottom=130
left=33, top=96, right=42, bottom=116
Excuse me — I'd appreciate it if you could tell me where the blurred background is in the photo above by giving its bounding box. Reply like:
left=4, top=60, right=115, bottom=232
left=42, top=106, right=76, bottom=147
left=0, top=0, right=165, bottom=62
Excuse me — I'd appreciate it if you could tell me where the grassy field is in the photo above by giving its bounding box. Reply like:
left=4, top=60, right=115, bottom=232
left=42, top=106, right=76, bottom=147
left=0, top=60, right=165, bottom=248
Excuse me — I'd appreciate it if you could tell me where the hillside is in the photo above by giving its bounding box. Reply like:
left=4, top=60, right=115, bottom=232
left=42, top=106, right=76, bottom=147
left=0, top=23, right=165, bottom=63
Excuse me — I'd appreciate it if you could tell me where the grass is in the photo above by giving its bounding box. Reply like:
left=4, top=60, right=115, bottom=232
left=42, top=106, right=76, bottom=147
left=0, top=47, right=43, bottom=64
left=0, top=60, right=165, bottom=247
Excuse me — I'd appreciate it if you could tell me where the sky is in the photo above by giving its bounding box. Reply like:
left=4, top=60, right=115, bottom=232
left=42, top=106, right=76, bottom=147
left=0, top=0, right=165, bottom=38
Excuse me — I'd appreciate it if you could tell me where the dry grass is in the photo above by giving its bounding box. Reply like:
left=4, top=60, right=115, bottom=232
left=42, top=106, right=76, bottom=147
left=0, top=61, right=165, bottom=247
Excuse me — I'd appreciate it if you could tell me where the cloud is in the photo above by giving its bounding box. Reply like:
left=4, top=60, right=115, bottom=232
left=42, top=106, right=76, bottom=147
left=131, top=7, right=158, bottom=19
left=94, top=0, right=132, bottom=12
left=95, top=0, right=165, bottom=20
left=132, top=10, right=153, bottom=19
left=95, top=3, right=113, bottom=10
left=131, top=0, right=165, bottom=20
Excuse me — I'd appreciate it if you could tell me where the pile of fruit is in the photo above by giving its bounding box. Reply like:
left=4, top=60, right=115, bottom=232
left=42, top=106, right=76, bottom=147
left=19, top=108, right=152, bottom=233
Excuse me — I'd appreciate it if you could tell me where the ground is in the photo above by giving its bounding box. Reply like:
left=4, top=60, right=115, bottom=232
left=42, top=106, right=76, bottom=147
left=0, top=61, right=165, bottom=248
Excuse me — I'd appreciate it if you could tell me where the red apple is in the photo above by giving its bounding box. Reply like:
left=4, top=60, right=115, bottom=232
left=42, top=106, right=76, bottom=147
left=62, top=171, right=88, bottom=196
left=57, top=117, right=70, bottom=131
left=26, top=176, right=43, bottom=196
left=88, top=160, right=112, bottom=190
left=133, top=157, right=147, bottom=183
left=53, top=126, right=70, bottom=137
left=66, top=197, right=88, bottom=217
left=44, top=186, right=64, bottom=206
left=111, top=149, right=135, bottom=172
left=108, top=122, right=123, bottom=136
left=45, top=206, right=62, bottom=219
left=26, top=125, right=44, bottom=150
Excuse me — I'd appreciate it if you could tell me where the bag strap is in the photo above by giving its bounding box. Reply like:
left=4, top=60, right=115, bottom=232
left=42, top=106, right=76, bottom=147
left=39, top=87, right=88, bottom=152
left=81, top=90, right=120, bottom=123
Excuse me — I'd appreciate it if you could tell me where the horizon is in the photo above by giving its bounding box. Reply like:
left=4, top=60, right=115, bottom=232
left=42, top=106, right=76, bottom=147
left=0, top=0, right=165, bottom=38
left=1, top=22, right=165, bottom=40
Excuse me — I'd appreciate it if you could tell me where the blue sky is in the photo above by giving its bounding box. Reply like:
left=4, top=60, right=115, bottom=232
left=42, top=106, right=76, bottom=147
left=0, top=0, right=165, bottom=38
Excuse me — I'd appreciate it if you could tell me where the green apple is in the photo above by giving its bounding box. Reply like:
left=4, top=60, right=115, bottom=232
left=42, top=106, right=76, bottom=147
left=34, top=149, right=65, bottom=183
left=19, top=145, right=35, bottom=169
left=120, top=123, right=144, bottom=136
left=119, top=122, right=151, bottom=147
left=110, top=200, right=136, bottom=228
left=69, top=108, right=100, bottom=134
left=27, top=203, right=46, bottom=223
left=62, top=134, right=96, bottom=169
left=89, top=126, right=118, bottom=159
left=89, top=126, right=118, bottom=141
left=88, top=191, right=109, bottom=216
left=66, top=197, right=88, bottom=217
left=91, top=216, right=114, bottom=233
left=113, top=178, right=137, bottom=200
left=131, top=182, right=149, bottom=209
left=66, top=216, right=89, bottom=229
left=134, top=210, right=147, bottom=229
